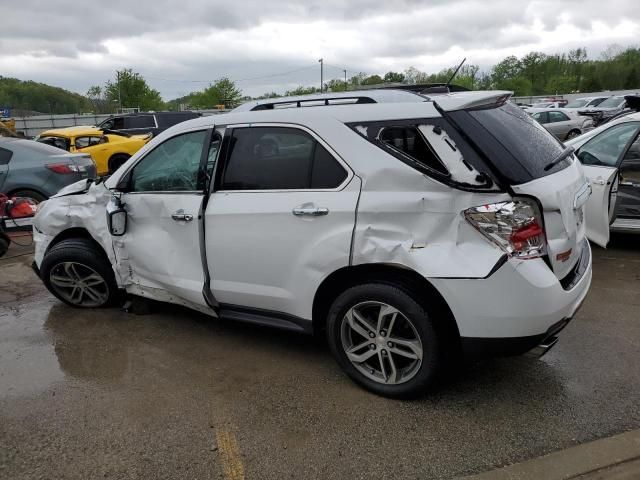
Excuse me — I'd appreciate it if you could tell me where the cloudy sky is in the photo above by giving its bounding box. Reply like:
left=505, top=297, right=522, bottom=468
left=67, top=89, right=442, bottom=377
left=2, top=0, right=639, bottom=99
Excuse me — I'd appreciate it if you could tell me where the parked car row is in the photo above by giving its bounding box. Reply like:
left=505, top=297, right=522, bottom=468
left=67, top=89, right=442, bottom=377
left=1, top=111, right=200, bottom=204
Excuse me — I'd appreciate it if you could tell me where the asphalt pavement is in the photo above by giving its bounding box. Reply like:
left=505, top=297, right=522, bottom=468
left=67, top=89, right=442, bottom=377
left=1, top=234, right=639, bottom=479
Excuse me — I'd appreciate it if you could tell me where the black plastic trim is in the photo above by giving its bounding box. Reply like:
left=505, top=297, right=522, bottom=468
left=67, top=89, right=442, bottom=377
left=218, top=304, right=312, bottom=335
left=461, top=318, right=571, bottom=359
left=559, top=239, right=590, bottom=290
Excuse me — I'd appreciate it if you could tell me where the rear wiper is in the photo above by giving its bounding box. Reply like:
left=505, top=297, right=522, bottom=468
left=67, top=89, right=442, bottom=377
left=544, top=146, right=575, bottom=171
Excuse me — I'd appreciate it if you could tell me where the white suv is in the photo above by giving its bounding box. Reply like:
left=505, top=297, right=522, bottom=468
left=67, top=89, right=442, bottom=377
left=32, top=89, right=594, bottom=398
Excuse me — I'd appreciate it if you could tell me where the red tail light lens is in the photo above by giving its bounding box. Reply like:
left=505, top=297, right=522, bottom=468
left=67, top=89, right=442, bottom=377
left=464, top=198, right=546, bottom=259
left=46, top=163, right=79, bottom=174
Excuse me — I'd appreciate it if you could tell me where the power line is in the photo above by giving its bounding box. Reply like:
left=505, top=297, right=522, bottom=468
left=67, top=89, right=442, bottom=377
left=142, top=64, right=320, bottom=85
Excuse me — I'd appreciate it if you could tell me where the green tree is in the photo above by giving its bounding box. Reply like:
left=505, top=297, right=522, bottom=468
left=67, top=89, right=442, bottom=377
left=188, top=77, right=243, bottom=109
left=383, top=71, right=405, bottom=83
left=105, top=69, right=164, bottom=111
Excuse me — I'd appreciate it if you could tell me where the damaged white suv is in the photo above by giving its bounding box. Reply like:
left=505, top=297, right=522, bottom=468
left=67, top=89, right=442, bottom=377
left=33, top=90, right=595, bottom=398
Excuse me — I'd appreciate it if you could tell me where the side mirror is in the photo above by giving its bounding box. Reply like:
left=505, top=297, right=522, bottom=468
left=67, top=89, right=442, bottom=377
left=107, top=197, right=127, bottom=236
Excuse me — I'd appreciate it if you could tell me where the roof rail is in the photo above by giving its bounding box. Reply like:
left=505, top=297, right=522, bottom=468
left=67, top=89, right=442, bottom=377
left=250, top=96, right=376, bottom=111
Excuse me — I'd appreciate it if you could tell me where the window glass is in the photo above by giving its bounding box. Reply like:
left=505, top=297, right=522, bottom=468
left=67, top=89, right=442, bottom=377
left=100, top=117, right=125, bottom=130
left=598, top=97, right=625, bottom=108
left=130, top=131, right=206, bottom=192
left=378, top=126, right=447, bottom=174
left=36, top=136, right=70, bottom=151
left=75, top=136, right=102, bottom=149
left=548, top=111, right=568, bottom=123
left=577, top=123, right=640, bottom=167
left=0, top=147, right=12, bottom=165
left=221, top=127, right=346, bottom=190
left=311, top=143, right=348, bottom=188
left=621, top=133, right=640, bottom=185
left=531, top=112, right=545, bottom=122
left=129, top=115, right=155, bottom=129
left=565, top=99, right=589, bottom=108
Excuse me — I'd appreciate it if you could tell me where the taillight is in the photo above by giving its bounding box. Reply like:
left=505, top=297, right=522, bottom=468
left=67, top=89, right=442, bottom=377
left=464, top=198, right=546, bottom=259
left=46, top=163, right=84, bottom=174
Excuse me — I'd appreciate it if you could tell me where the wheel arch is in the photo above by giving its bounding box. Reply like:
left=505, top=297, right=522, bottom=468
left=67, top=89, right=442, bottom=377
left=47, top=227, right=110, bottom=261
left=107, top=152, right=131, bottom=172
left=312, top=263, right=460, bottom=348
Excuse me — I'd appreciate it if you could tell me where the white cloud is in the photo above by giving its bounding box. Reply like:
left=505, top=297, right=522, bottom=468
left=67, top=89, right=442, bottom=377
left=1, top=0, right=639, bottom=98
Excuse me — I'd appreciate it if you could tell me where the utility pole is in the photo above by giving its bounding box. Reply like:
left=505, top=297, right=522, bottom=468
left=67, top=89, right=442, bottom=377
left=318, top=58, right=323, bottom=93
left=344, top=69, right=347, bottom=91
left=117, top=71, right=122, bottom=113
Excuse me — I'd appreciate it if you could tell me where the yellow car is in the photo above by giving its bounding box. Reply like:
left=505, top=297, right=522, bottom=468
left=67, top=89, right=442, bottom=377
left=36, top=126, right=152, bottom=175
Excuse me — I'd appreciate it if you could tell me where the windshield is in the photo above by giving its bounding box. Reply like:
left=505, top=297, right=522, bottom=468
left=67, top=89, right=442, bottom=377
left=565, top=99, right=589, bottom=108
left=446, top=102, right=568, bottom=184
left=599, top=97, right=625, bottom=108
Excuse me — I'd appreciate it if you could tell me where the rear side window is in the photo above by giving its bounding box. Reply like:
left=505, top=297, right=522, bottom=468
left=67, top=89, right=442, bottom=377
left=100, top=117, right=125, bottom=130
left=0, top=147, right=12, bottom=164
left=378, top=126, right=447, bottom=175
left=129, top=115, right=155, bottom=129
left=447, top=102, right=567, bottom=183
left=74, top=136, right=102, bottom=149
left=220, top=127, right=347, bottom=190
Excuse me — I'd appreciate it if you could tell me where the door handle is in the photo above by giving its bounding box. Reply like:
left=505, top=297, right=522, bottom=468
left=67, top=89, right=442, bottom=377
left=592, top=178, right=606, bottom=186
left=171, top=210, right=193, bottom=221
left=292, top=206, right=329, bottom=217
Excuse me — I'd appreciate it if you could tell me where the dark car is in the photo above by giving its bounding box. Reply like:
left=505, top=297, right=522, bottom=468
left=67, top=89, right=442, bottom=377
left=97, top=111, right=201, bottom=137
left=0, top=138, right=96, bottom=203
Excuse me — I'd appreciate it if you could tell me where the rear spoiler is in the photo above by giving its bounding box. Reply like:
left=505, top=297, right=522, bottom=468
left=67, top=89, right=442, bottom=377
left=433, top=91, right=512, bottom=112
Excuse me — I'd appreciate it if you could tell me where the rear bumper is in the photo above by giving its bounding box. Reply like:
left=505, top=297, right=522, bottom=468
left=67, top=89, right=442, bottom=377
left=460, top=316, right=574, bottom=359
left=431, top=241, right=592, bottom=357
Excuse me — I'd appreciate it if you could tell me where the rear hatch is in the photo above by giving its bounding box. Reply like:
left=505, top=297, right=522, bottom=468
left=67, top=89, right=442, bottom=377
left=442, top=99, right=589, bottom=281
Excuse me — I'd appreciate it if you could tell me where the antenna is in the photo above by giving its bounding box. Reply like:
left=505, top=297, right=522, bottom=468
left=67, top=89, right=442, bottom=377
left=446, top=57, right=467, bottom=87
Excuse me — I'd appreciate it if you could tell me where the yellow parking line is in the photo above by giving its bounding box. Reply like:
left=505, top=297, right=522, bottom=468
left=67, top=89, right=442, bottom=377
left=216, top=429, right=246, bottom=480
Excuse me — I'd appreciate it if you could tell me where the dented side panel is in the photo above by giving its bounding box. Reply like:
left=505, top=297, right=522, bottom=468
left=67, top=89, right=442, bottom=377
left=33, top=182, right=121, bottom=283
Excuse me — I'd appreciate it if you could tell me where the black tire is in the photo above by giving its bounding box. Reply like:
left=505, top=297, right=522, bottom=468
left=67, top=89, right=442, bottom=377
left=326, top=283, right=441, bottom=399
left=0, top=234, right=9, bottom=257
left=566, top=129, right=581, bottom=140
left=40, top=238, right=121, bottom=308
left=11, top=189, right=46, bottom=203
left=108, top=154, right=130, bottom=174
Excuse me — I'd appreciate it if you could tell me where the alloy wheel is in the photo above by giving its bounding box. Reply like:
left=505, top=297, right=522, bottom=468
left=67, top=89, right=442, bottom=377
left=49, top=262, right=109, bottom=307
left=340, top=301, right=423, bottom=385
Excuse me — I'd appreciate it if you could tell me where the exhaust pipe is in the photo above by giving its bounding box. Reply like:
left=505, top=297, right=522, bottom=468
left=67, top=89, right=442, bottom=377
left=526, top=335, right=559, bottom=358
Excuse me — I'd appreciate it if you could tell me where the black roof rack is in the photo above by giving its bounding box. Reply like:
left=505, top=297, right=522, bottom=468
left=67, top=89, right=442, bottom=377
left=251, top=96, right=376, bottom=111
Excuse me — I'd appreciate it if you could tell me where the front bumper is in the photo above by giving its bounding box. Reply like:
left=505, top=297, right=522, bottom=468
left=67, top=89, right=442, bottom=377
left=431, top=241, right=592, bottom=358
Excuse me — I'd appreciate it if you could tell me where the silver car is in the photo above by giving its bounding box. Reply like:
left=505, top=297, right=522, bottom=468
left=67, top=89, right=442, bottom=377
left=528, top=108, right=594, bottom=140
left=0, top=138, right=96, bottom=203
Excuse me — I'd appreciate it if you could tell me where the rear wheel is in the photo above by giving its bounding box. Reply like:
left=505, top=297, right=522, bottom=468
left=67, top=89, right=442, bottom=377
left=326, top=283, right=441, bottom=398
left=566, top=129, right=581, bottom=140
left=108, top=154, right=131, bottom=174
left=40, top=238, right=121, bottom=308
left=11, top=189, right=46, bottom=204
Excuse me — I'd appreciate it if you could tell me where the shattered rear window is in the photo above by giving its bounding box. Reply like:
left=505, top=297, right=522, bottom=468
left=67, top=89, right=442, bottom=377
left=378, top=126, right=448, bottom=175
left=349, top=119, right=499, bottom=191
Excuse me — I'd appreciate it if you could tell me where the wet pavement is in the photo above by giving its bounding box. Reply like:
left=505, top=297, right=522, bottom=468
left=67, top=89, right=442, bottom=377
left=1, top=235, right=639, bottom=479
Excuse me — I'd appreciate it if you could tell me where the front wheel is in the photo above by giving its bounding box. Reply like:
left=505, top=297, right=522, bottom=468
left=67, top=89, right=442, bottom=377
left=40, top=238, right=121, bottom=308
left=326, top=283, right=441, bottom=398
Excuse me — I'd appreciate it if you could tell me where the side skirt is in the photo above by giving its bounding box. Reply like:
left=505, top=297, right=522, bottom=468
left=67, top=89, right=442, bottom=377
left=218, top=304, right=313, bottom=335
